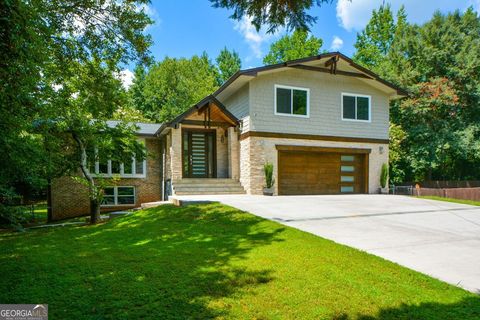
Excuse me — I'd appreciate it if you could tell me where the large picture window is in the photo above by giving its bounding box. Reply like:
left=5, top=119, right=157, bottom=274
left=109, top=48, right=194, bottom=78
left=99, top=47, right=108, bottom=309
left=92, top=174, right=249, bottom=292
left=275, top=85, right=309, bottom=117
left=101, top=186, right=135, bottom=206
left=342, top=93, right=371, bottom=121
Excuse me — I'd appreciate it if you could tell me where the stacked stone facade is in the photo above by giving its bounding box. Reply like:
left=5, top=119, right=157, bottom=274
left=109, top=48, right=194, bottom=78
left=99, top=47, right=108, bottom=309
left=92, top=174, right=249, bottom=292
left=239, top=136, right=388, bottom=195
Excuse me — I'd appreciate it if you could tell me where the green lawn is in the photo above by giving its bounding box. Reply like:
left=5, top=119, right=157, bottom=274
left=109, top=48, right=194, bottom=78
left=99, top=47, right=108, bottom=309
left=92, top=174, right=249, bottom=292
left=0, top=204, right=479, bottom=319
left=418, top=196, right=480, bottom=207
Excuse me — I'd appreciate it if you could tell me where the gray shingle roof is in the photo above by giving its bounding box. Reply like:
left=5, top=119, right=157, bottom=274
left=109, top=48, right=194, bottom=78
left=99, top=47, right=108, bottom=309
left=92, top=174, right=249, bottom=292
left=106, top=120, right=162, bottom=136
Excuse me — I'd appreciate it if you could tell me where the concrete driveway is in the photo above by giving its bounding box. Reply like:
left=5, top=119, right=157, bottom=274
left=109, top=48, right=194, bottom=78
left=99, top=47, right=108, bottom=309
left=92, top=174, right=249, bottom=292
left=174, top=194, right=480, bottom=293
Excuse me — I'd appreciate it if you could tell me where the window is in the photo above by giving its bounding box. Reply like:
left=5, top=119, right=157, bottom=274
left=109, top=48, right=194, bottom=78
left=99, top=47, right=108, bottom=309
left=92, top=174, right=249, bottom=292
left=342, top=93, right=371, bottom=121
left=101, top=186, right=135, bottom=206
left=88, top=140, right=147, bottom=178
left=275, top=85, right=309, bottom=117
left=341, top=186, right=354, bottom=193
left=341, top=155, right=355, bottom=162
left=341, top=165, right=354, bottom=172
left=341, top=176, right=354, bottom=182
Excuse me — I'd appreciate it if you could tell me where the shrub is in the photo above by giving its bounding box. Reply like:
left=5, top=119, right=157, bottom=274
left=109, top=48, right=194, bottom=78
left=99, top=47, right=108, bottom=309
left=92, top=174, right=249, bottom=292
left=380, top=163, right=389, bottom=188
left=264, top=162, right=275, bottom=188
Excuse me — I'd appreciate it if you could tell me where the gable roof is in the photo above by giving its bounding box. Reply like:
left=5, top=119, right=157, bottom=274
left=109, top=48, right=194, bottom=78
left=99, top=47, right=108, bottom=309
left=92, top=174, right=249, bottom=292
left=167, top=95, right=239, bottom=128
left=214, top=52, right=408, bottom=101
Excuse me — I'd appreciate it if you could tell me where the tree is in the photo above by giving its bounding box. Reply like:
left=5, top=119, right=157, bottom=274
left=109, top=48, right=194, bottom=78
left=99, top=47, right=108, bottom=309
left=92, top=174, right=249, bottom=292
left=1, top=0, right=152, bottom=224
left=396, top=78, right=462, bottom=181
left=353, top=4, right=406, bottom=71
left=128, top=65, right=148, bottom=111
left=263, top=30, right=323, bottom=65
left=216, top=47, right=241, bottom=84
left=355, top=7, right=480, bottom=183
left=210, top=0, right=334, bottom=33
left=139, top=54, right=219, bottom=123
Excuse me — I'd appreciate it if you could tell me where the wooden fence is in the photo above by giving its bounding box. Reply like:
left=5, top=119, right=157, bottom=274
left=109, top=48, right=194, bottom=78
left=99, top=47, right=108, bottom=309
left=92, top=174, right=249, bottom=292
left=413, top=187, right=480, bottom=201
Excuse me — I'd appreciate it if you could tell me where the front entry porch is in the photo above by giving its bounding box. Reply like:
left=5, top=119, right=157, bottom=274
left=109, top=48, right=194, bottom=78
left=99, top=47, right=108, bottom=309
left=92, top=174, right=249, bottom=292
left=160, top=95, right=244, bottom=197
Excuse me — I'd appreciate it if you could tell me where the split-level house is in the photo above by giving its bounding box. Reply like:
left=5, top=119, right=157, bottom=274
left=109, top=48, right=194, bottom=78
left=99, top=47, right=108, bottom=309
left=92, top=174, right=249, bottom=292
left=51, top=53, right=406, bottom=220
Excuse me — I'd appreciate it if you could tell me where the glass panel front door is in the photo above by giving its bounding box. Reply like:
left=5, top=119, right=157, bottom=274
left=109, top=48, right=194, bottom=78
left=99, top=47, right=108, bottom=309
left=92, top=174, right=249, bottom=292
left=183, top=130, right=216, bottom=178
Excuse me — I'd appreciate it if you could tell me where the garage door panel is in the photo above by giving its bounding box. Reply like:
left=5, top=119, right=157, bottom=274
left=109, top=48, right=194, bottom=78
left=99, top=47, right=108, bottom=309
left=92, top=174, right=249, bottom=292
left=278, top=150, right=366, bottom=195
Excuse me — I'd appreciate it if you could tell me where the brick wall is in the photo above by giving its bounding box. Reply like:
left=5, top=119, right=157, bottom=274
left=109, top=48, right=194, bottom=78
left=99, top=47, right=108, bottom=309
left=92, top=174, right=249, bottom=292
left=51, top=138, right=162, bottom=220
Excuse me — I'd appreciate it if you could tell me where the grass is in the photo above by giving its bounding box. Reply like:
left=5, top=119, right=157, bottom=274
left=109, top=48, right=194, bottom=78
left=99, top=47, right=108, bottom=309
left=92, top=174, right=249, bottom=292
left=0, top=203, right=479, bottom=319
left=418, top=196, right=480, bottom=207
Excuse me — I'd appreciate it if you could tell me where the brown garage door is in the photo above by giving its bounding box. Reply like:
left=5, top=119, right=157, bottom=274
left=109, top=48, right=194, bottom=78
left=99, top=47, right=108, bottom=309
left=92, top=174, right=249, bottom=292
left=278, top=149, right=368, bottom=195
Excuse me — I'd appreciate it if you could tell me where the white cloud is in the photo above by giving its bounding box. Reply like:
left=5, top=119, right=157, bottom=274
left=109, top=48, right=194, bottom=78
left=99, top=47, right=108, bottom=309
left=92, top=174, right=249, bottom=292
left=117, top=69, right=134, bottom=89
left=336, top=0, right=471, bottom=32
left=234, top=16, right=283, bottom=60
left=330, top=36, right=344, bottom=51
left=137, top=3, right=161, bottom=29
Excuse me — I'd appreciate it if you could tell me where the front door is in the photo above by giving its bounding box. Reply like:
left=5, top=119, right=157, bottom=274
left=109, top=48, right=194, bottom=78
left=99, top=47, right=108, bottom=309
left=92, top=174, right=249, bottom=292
left=182, top=130, right=216, bottom=178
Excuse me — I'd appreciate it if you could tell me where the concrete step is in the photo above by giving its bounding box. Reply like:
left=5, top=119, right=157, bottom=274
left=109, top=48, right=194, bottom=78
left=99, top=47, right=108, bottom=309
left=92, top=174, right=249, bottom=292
left=173, top=179, right=240, bottom=186
left=172, top=178, right=245, bottom=195
left=174, top=190, right=245, bottom=195
left=174, top=186, right=245, bottom=192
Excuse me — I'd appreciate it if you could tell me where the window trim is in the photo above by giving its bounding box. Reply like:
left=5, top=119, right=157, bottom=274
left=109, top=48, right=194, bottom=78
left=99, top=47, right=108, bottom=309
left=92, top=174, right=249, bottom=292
left=92, top=157, right=146, bottom=178
left=89, top=138, right=147, bottom=178
left=274, top=84, right=310, bottom=118
left=101, top=186, right=136, bottom=207
left=341, top=92, right=372, bottom=123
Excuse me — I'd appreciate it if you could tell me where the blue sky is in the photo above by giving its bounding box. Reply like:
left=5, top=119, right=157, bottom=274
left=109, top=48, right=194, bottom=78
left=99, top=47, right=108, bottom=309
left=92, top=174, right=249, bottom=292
left=120, top=0, right=479, bottom=86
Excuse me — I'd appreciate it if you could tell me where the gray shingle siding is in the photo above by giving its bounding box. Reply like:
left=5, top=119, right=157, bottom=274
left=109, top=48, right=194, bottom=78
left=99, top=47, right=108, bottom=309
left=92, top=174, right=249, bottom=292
left=222, top=84, right=250, bottom=120
left=249, top=69, right=389, bottom=139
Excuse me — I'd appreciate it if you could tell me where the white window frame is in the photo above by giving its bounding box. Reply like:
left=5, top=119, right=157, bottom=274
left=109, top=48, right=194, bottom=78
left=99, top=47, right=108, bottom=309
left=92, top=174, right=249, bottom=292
left=89, top=138, right=147, bottom=178
left=101, top=186, right=136, bottom=207
left=274, top=84, right=310, bottom=118
left=341, top=92, right=372, bottom=123
left=93, top=157, right=146, bottom=178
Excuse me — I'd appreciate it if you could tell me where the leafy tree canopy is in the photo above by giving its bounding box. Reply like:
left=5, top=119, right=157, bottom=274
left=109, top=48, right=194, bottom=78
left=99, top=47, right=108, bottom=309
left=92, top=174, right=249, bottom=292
left=1, top=0, right=152, bottom=223
left=216, top=47, right=242, bottom=84
left=353, top=4, right=406, bottom=70
left=263, top=30, right=323, bottom=65
left=139, top=53, right=220, bottom=123
left=355, top=7, right=480, bottom=183
left=210, top=0, right=334, bottom=33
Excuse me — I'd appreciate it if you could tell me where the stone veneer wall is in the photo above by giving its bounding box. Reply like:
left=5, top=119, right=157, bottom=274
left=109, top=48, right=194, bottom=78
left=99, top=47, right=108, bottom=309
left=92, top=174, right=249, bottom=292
left=51, top=138, right=162, bottom=220
left=239, top=136, right=388, bottom=195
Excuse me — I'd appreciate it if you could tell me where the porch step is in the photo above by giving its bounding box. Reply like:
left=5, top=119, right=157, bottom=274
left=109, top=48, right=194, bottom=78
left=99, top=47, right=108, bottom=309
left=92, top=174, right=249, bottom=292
left=172, top=179, right=246, bottom=195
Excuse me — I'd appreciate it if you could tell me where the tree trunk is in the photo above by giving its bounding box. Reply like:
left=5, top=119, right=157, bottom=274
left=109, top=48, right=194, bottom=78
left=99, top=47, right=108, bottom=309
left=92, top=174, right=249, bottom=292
left=72, top=132, right=99, bottom=224
left=90, top=199, right=101, bottom=224
left=47, top=178, right=53, bottom=223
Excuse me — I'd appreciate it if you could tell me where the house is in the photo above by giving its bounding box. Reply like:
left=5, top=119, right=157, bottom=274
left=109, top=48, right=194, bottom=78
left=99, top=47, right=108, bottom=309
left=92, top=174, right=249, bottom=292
left=50, top=52, right=406, bottom=220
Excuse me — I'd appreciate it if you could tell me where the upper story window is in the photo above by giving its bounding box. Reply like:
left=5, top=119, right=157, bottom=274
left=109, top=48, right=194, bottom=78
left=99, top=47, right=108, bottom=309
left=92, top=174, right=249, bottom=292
left=274, top=84, right=310, bottom=117
left=342, top=93, right=371, bottom=122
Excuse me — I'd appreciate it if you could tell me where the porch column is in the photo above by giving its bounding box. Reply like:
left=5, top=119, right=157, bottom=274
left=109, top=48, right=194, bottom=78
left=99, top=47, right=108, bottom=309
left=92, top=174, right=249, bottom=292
left=170, top=126, right=183, bottom=181
left=227, top=127, right=240, bottom=180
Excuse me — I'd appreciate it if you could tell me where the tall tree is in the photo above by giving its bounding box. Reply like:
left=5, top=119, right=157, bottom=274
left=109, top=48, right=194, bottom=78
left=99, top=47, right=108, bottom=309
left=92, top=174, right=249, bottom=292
left=355, top=7, right=480, bottom=182
left=140, top=53, right=219, bottom=122
left=353, top=4, right=406, bottom=71
left=263, top=30, right=323, bottom=65
left=1, top=0, right=152, bottom=224
left=216, top=47, right=242, bottom=84
left=210, top=0, right=334, bottom=33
